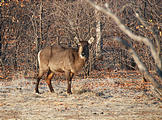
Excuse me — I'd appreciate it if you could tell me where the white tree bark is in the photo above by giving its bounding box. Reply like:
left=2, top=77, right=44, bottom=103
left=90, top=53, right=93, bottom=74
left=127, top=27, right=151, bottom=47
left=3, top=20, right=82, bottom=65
left=95, top=4, right=102, bottom=59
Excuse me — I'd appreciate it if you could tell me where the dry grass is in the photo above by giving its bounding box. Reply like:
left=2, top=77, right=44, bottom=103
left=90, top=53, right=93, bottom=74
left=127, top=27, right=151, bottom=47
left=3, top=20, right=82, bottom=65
left=0, top=73, right=162, bottom=120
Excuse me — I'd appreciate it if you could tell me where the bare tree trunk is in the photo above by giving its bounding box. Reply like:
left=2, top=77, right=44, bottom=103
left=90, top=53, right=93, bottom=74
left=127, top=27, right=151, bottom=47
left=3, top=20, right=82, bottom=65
left=95, top=7, right=102, bottom=59
left=0, top=7, right=5, bottom=75
left=0, top=7, right=1, bottom=59
left=35, top=1, right=43, bottom=72
left=39, top=1, right=43, bottom=50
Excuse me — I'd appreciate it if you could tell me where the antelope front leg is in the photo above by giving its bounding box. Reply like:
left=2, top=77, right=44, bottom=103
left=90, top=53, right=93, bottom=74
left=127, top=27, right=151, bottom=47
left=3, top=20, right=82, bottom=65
left=66, top=72, right=74, bottom=94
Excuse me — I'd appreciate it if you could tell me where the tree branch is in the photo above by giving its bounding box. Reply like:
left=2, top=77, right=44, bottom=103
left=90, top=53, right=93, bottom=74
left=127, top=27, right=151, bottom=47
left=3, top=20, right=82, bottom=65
left=87, top=0, right=162, bottom=96
left=115, top=37, right=162, bottom=96
left=135, top=12, right=160, bottom=60
left=87, top=0, right=162, bottom=75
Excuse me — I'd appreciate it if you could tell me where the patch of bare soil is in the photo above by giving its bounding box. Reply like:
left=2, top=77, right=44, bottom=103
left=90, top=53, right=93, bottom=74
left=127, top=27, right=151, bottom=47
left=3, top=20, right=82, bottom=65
left=0, top=75, right=161, bottom=120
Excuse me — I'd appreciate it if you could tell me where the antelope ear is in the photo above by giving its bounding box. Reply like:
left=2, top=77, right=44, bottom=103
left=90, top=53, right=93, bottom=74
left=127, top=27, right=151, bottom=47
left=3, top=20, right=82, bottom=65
left=74, top=36, right=81, bottom=45
left=88, top=37, right=94, bottom=44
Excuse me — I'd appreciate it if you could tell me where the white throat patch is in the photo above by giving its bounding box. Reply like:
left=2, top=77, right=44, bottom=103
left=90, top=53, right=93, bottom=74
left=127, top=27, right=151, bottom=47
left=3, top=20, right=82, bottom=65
left=79, top=46, right=86, bottom=60
left=79, top=54, right=86, bottom=59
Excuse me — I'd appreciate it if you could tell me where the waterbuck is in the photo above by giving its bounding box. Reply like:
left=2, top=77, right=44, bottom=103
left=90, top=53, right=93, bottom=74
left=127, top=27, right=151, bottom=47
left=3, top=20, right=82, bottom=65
left=35, top=37, right=94, bottom=94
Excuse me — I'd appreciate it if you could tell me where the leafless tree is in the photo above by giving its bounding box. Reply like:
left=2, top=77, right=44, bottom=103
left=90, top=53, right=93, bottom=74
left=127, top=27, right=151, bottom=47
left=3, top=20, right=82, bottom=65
left=87, top=0, right=162, bottom=97
left=1, top=0, right=161, bottom=84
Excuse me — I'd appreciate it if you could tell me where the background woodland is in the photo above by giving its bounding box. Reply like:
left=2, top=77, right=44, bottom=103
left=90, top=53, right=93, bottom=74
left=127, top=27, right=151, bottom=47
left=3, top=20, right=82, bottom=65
left=0, top=0, right=161, bottom=80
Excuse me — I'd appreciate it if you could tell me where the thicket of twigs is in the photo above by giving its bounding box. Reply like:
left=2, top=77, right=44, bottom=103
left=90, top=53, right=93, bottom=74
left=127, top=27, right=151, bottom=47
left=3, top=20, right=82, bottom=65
left=0, top=0, right=161, bottom=83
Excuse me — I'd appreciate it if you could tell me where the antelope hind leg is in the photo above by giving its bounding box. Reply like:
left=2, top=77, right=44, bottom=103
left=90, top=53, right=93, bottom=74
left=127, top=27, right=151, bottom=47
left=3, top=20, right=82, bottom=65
left=35, top=70, right=44, bottom=94
left=45, top=70, right=54, bottom=93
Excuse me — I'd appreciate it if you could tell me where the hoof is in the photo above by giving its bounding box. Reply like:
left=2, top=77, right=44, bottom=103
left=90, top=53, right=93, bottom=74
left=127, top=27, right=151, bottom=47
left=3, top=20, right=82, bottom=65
left=36, top=91, right=41, bottom=94
left=50, top=90, right=55, bottom=93
left=67, top=90, right=72, bottom=94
